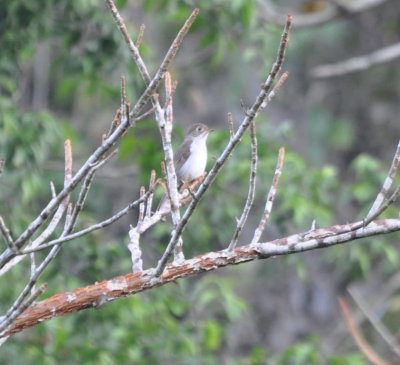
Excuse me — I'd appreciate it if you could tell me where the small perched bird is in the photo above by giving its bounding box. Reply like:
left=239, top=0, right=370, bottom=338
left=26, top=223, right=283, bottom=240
left=159, top=123, right=213, bottom=210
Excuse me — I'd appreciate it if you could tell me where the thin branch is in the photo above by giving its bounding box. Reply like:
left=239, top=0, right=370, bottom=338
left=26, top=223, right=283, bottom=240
left=128, top=224, right=143, bottom=273
left=362, top=185, right=400, bottom=228
left=0, top=217, right=14, bottom=250
left=227, top=112, right=235, bottom=139
left=68, top=149, right=119, bottom=233
left=146, top=170, right=156, bottom=218
left=128, top=8, right=199, bottom=119
left=348, top=288, right=400, bottom=361
left=338, top=297, right=390, bottom=365
left=138, top=186, right=146, bottom=224
left=4, top=217, right=400, bottom=338
left=50, top=181, right=56, bottom=198
left=311, top=42, right=400, bottom=78
left=132, top=105, right=157, bottom=122
left=136, top=24, right=145, bottom=48
left=0, top=283, right=47, bottom=335
left=252, top=147, right=285, bottom=243
left=18, top=191, right=153, bottom=255
left=0, top=140, right=72, bottom=276
left=367, top=139, right=400, bottom=219
left=155, top=15, right=292, bottom=277
left=228, top=121, right=258, bottom=250
left=259, top=71, right=289, bottom=111
left=106, top=0, right=151, bottom=83
left=29, top=252, right=36, bottom=292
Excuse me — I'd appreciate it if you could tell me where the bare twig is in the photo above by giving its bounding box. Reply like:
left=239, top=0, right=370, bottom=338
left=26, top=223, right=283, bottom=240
left=227, top=112, right=235, bottom=138
left=29, top=252, right=36, bottom=292
left=68, top=149, right=119, bottom=233
left=106, top=0, right=151, bottom=83
left=228, top=121, right=258, bottom=250
left=19, top=191, right=153, bottom=255
left=311, top=42, right=400, bottom=78
left=260, top=71, right=289, bottom=111
left=128, top=8, right=199, bottom=119
left=367, top=140, right=400, bottom=219
left=128, top=224, right=143, bottom=273
left=50, top=181, right=56, bottom=198
left=0, top=217, right=14, bottom=250
left=362, top=186, right=400, bottom=228
left=338, top=297, right=390, bottom=365
left=136, top=24, right=145, bottom=48
left=348, top=288, right=400, bottom=361
left=252, top=147, right=285, bottom=243
left=146, top=170, right=156, bottom=218
left=0, top=283, right=47, bottom=335
left=0, top=140, right=72, bottom=276
left=132, top=105, right=157, bottom=123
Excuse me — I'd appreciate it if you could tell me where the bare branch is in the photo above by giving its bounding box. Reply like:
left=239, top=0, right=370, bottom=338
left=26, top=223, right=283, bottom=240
left=227, top=112, right=235, bottom=138
left=3, top=217, right=400, bottom=338
left=366, top=139, right=400, bottom=219
left=0, top=283, right=47, bottom=335
left=18, top=191, right=153, bottom=255
left=0, top=217, right=14, bottom=250
left=0, top=140, right=73, bottom=276
left=228, top=121, right=258, bottom=250
left=155, top=15, right=293, bottom=277
left=252, top=147, right=285, bottom=243
left=136, top=24, right=145, bottom=48
left=68, top=149, right=119, bottom=233
left=50, top=181, right=56, bottom=198
left=362, top=186, right=400, bottom=228
left=128, top=224, right=143, bottom=273
left=146, top=170, right=156, bottom=218
left=106, top=0, right=151, bottom=83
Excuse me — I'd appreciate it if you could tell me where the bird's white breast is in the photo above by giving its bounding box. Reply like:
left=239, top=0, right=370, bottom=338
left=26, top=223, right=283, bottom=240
left=178, top=135, right=208, bottom=182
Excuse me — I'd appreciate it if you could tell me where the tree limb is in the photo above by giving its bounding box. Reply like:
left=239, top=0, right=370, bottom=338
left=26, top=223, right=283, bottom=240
left=3, top=218, right=400, bottom=338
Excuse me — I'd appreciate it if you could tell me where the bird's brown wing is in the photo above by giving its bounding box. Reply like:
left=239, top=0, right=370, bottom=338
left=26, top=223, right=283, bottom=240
left=174, top=139, right=191, bottom=173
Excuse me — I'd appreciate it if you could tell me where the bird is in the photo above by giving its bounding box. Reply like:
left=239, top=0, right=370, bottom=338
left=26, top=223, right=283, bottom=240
left=158, top=123, right=213, bottom=211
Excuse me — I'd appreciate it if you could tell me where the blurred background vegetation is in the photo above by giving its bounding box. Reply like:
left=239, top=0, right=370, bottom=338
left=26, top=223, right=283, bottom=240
left=1, top=0, right=400, bottom=363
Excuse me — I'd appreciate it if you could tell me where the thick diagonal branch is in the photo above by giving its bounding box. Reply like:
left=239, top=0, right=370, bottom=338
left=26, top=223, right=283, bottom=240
left=3, top=218, right=400, bottom=338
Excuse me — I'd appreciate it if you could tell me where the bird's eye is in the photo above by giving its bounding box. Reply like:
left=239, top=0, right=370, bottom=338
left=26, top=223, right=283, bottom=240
left=197, top=126, right=202, bottom=132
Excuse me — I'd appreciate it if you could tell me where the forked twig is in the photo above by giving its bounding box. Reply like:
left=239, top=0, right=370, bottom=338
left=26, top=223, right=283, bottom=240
left=252, top=147, right=285, bottom=243
left=0, top=217, right=14, bottom=250
left=229, top=121, right=258, bottom=250
left=366, top=139, right=400, bottom=219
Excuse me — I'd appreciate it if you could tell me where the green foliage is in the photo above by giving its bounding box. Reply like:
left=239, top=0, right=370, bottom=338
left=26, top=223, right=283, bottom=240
left=0, top=98, right=61, bottom=232
left=2, top=277, right=246, bottom=365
